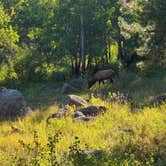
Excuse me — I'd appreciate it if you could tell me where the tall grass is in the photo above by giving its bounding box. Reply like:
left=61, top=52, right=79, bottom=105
left=0, top=97, right=166, bottom=165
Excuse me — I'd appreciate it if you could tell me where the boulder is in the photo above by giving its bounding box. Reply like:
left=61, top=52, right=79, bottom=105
left=63, top=95, right=88, bottom=106
left=0, top=88, right=31, bottom=120
left=77, top=106, right=107, bottom=116
left=61, top=83, right=79, bottom=94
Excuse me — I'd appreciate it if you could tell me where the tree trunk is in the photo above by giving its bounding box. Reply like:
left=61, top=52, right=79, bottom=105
left=106, top=35, right=111, bottom=63
left=80, top=14, right=85, bottom=74
left=87, top=55, right=92, bottom=70
left=74, top=55, right=80, bottom=75
left=118, top=39, right=127, bottom=67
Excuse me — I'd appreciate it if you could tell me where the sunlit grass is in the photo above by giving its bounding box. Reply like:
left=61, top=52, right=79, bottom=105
left=0, top=96, right=166, bottom=165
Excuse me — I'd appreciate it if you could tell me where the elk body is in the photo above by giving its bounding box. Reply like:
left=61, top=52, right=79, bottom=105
left=88, top=69, right=114, bottom=89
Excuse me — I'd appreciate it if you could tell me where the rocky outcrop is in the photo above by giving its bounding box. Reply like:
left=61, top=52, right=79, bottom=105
left=0, top=88, right=31, bottom=120
left=47, top=105, right=108, bottom=122
left=47, top=94, right=108, bottom=122
left=62, top=95, right=88, bottom=106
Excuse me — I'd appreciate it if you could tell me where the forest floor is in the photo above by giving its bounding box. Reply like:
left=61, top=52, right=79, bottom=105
left=0, top=66, right=166, bottom=165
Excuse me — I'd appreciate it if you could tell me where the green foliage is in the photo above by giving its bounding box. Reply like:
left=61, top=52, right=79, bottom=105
left=145, top=0, right=166, bottom=59
left=0, top=3, right=19, bottom=64
left=0, top=0, right=165, bottom=82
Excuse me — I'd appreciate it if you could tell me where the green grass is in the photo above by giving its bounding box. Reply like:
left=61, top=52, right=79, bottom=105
left=0, top=66, right=166, bottom=165
left=0, top=100, right=166, bottom=165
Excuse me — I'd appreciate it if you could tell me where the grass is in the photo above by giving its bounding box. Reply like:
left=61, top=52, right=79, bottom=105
left=0, top=100, right=166, bottom=165
left=0, top=66, right=166, bottom=165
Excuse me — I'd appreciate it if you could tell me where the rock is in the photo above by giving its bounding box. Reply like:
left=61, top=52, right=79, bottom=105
left=61, top=83, right=80, bottom=94
left=74, top=116, right=93, bottom=122
left=0, top=88, right=31, bottom=120
left=77, top=106, right=107, bottom=116
left=46, top=107, right=68, bottom=123
left=52, top=72, right=66, bottom=82
left=63, top=95, right=88, bottom=106
left=72, top=111, right=85, bottom=118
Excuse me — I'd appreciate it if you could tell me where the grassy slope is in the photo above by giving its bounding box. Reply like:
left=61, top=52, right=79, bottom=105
left=0, top=67, right=166, bottom=165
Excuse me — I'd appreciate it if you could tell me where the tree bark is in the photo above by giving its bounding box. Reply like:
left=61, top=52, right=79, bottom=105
left=80, top=14, right=85, bottom=74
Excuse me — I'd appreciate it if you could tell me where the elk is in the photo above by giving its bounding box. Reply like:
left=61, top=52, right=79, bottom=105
left=88, top=69, right=114, bottom=89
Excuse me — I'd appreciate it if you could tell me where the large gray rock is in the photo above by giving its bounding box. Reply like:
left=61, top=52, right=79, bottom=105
left=61, top=83, right=79, bottom=94
left=77, top=106, right=107, bottom=116
left=0, top=88, right=31, bottom=119
left=63, top=95, right=88, bottom=106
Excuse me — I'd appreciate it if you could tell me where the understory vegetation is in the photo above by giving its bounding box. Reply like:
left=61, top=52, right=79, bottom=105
left=0, top=0, right=166, bottom=165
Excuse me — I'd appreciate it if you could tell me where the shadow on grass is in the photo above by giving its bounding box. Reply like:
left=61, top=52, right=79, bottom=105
left=0, top=65, right=166, bottom=111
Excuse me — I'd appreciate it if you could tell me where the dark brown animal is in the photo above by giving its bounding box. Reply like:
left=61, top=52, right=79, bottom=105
left=88, top=69, right=114, bottom=88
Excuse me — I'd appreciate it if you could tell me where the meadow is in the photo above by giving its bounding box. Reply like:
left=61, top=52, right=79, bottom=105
left=0, top=66, right=166, bottom=166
